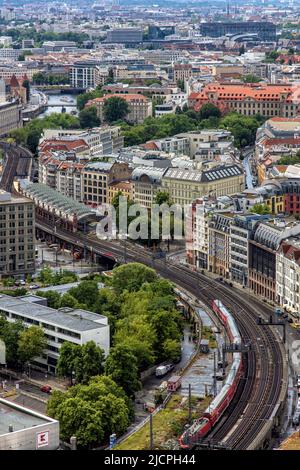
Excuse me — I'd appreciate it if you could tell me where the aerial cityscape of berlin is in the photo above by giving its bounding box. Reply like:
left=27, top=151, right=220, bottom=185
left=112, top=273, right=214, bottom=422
left=0, top=0, right=299, bottom=463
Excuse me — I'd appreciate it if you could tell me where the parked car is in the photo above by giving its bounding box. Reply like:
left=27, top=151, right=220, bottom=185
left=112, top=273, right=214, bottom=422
left=40, top=385, right=52, bottom=394
left=29, top=284, right=40, bottom=290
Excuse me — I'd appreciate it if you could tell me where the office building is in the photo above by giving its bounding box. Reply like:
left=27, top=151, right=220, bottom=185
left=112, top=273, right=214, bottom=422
left=199, top=22, right=276, bottom=42
left=106, top=29, right=143, bottom=44
left=0, top=191, right=35, bottom=279
left=0, top=293, right=110, bottom=373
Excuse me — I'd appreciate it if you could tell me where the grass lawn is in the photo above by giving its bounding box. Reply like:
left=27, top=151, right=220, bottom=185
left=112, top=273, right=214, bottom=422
left=116, top=394, right=211, bottom=450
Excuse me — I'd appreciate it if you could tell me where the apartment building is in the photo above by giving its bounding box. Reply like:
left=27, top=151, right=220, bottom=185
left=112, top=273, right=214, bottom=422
left=208, top=212, right=231, bottom=278
left=229, top=214, right=266, bottom=286
left=249, top=218, right=300, bottom=302
left=82, top=161, right=132, bottom=207
left=173, top=64, right=193, bottom=82
left=132, top=167, right=166, bottom=209
left=189, top=83, right=300, bottom=118
left=0, top=294, right=109, bottom=374
left=0, top=100, right=22, bottom=136
left=40, top=126, right=124, bottom=156
left=161, top=164, right=244, bottom=206
left=70, top=61, right=98, bottom=89
left=0, top=191, right=35, bottom=279
left=276, top=239, right=300, bottom=318
left=87, top=93, right=152, bottom=125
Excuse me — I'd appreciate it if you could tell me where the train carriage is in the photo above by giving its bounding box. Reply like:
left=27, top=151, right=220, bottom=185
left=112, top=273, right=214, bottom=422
left=179, top=300, right=243, bottom=449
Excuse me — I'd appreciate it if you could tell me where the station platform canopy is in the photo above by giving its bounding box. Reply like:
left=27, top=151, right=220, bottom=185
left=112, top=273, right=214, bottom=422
left=22, top=183, right=95, bottom=220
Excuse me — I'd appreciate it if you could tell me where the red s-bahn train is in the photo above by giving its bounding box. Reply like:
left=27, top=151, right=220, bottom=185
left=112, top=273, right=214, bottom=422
left=179, top=299, right=243, bottom=449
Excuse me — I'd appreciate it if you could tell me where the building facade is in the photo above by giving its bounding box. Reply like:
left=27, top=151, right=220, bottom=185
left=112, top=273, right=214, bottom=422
left=0, top=191, right=35, bottom=279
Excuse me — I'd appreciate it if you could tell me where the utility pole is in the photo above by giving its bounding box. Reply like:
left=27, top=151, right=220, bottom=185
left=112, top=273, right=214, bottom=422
left=213, top=351, right=217, bottom=397
left=188, top=383, right=192, bottom=424
left=149, top=413, right=154, bottom=450
left=124, top=236, right=127, bottom=264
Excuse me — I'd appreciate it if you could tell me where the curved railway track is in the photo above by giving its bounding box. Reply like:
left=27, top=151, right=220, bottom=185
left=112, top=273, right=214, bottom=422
left=0, top=141, right=287, bottom=448
left=34, top=221, right=288, bottom=449
left=0, top=142, right=33, bottom=193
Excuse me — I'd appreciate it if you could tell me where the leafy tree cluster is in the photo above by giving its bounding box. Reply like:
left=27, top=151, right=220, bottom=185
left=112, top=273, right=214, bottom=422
left=249, top=203, right=271, bottom=215
left=78, top=106, right=100, bottom=128
left=36, top=279, right=103, bottom=311
left=46, top=376, right=131, bottom=448
left=121, top=106, right=263, bottom=150
left=278, top=150, right=300, bottom=165
left=0, top=317, right=46, bottom=368
left=36, top=266, right=78, bottom=286
left=9, top=113, right=80, bottom=154
left=241, top=74, right=262, bottom=83
left=6, top=29, right=89, bottom=47
left=56, top=341, right=105, bottom=385
left=32, top=73, right=70, bottom=86
left=103, top=96, right=129, bottom=123
left=77, top=85, right=103, bottom=111
left=108, top=264, right=183, bottom=375
left=265, top=50, right=280, bottom=63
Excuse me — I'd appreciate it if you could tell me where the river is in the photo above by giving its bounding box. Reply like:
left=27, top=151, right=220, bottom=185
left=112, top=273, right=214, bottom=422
left=38, top=92, right=78, bottom=118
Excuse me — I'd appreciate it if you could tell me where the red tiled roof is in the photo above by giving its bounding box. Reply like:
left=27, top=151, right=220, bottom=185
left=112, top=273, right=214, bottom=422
left=86, top=93, right=149, bottom=107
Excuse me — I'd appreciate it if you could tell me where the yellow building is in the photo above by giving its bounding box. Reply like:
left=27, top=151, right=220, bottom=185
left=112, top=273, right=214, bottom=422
left=108, top=181, right=133, bottom=204
left=161, top=165, right=245, bottom=206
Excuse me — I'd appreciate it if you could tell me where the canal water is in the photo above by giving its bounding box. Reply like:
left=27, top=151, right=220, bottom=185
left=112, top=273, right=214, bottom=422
left=38, top=93, right=78, bottom=118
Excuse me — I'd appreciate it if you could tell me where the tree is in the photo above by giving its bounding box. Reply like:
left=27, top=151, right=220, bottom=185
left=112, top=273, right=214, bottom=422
left=177, top=79, right=185, bottom=92
left=75, top=341, right=105, bottom=384
left=47, top=376, right=130, bottom=448
left=79, top=106, right=100, bottom=128
left=59, top=293, right=78, bottom=309
left=56, top=342, right=80, bottom=381
left=53, top=397, right=105, bottom=448
left=103, top=96, right=129, bottom=123
left=56, top=340, right=105, bottom=384
left=18, top=326, right=46, bottom=366
left=36, top=290, right=61, bottom=309
left=111, top=263, right=157, bottom=294
left=198, top=103, right=221, bottom=120
left=105, top=344, right=141, bottom=397
left=163, top=338, right=181, bottom=362
left=278, top=151, right=300, bottom=165
left=0, top=319, right=24, bottom=367
left=249, top=203, right=271, bottom=215
left=242, top=74, right=261, bottom=83
left=154, top=190, right=172, bottom=205
left=69, top=280, right=99, bottom=309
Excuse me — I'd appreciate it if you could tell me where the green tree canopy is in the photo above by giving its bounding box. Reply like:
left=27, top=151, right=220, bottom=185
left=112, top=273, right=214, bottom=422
left=18, top=326, right=46, bottom=366
left=111, top=263, right=158, bottom=294
left=104, top=343, right=141, bottom=397
left=56, top=340, right=105, bottom=384
left=47, top=375, right=130, bottom=448
left=198, top=103, right=221, bottom=120
left=78, top=106, right=100, bottom=128
left=103, top=96, right=129, bottom=123
left=249, top=203, right=271, bottom=215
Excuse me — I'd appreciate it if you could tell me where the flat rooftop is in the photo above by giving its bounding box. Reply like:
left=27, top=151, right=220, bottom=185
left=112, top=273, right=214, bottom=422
left=0, top=294, right=107, bottom=331
left=0, top=399, right=50, bottom=435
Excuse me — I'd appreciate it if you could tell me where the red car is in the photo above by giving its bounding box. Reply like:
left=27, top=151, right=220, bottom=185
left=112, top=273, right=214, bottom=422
left=40, top=385, right=52, bottom=394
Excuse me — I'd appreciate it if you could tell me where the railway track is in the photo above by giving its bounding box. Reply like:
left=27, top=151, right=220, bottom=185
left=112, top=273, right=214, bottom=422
left=34, top=220, right=287, bottom=449
left=0, top=142, right=33, bottom=193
